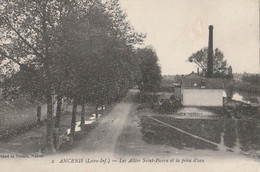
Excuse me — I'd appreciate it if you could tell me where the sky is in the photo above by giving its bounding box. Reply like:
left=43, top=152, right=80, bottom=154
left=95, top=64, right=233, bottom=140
left=119, top=0, right=259, bottom=75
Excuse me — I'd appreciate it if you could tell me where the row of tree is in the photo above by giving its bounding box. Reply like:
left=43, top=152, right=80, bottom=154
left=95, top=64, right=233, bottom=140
left=0, top=0, right=161, bottom=153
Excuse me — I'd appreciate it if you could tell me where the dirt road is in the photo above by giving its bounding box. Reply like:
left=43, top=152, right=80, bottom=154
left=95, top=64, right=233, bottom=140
left=71, top=101, right=134, bottom=156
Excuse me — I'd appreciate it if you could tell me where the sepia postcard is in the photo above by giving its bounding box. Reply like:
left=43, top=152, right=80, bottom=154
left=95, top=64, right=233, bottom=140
left=0, top=0, right=259, bottom=171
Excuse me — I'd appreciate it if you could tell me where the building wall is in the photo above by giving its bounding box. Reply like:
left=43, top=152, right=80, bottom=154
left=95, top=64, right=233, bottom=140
left=181, top=89, right=223, bottom=106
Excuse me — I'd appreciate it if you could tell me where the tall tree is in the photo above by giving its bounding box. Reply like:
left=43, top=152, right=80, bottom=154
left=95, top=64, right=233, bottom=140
left=63, top=0, right=145, bottom=138
left=0, top=0, right=80, bottom=153
left=0, top=0, right=145, bottom=150
left=136, top=47, right=162, bottom=94
left=188, top=47, right=230, bottom=78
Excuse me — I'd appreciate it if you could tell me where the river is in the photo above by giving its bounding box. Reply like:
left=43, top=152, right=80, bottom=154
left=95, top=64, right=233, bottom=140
left=224, top=90, right=260, bottom=104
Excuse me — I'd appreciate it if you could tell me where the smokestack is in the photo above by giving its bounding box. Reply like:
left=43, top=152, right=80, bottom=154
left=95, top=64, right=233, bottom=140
left=197, top=68, right=199, bottom=74
left=207, top=25, right=214, bottom=78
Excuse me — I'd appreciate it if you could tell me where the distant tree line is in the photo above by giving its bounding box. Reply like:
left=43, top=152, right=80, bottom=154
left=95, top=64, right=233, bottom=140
left=225, top=73, right=260, bottom=94
left=0, top=0, right=161, bottom=153
left=242, top=74, right=260, bottom=87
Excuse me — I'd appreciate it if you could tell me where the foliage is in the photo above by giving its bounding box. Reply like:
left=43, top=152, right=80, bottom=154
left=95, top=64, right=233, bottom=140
left=136, top=47, right=162, bottom=93
left=63, top=0, right=144, bottom=106
left=242, top=74, right=260, bottom=87
left=224, top=78, right=260, bottom=94
left=188, top=47, right=231, bottom=78
left=0, top=0, right=75, bottom=152
left=174, top=75, right=182, bottom=83
left=0, top=0, right=145, bottom=152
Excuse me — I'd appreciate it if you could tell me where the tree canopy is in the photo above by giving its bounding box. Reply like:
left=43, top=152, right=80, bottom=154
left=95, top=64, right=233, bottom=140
left=136, top=47, right=162, bottom=93
left=0, top=0, right=145, bottom=153
left=188, top=47, right=231, bottom=78
left=242, top=74, right=260, bottom=87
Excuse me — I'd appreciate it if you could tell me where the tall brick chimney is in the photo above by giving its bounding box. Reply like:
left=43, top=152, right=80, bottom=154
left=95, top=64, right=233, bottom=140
left=207, top=25, right=214, bottom=78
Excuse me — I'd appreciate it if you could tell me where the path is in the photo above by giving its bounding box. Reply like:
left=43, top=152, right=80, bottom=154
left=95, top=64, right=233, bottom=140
left=71, top=101, right=133, bottom=156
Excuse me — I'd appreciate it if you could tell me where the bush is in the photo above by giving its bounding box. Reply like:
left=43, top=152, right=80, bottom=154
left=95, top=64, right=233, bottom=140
left=137, top=92, right=159, bottom=103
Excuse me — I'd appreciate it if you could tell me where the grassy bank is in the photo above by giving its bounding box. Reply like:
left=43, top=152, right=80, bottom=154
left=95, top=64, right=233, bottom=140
left=0, top=98, right=47, bottom=140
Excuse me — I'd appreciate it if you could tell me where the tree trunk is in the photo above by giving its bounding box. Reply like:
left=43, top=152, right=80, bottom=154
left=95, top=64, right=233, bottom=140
left=70, top=100, right=77, bottom=139
left=36, top=106, right=41, bottom=126
left=95, top=104, right=99, bottom=119
left=46, top=91, right=56, bottom=153
left=53, top=93, right=62, bottom=149
left=42, top=1, right=55, bottom=153
left=54, top=93, right=62, bottom=128
left=101, top=101, right=104, bottom=115
left=80, top=103, right=85, bottom=126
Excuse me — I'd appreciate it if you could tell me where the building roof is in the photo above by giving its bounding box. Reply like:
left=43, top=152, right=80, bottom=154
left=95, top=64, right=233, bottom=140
left=183, top=72, right=201, bottom=79
left=181, top=73, right=224, bottom=89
